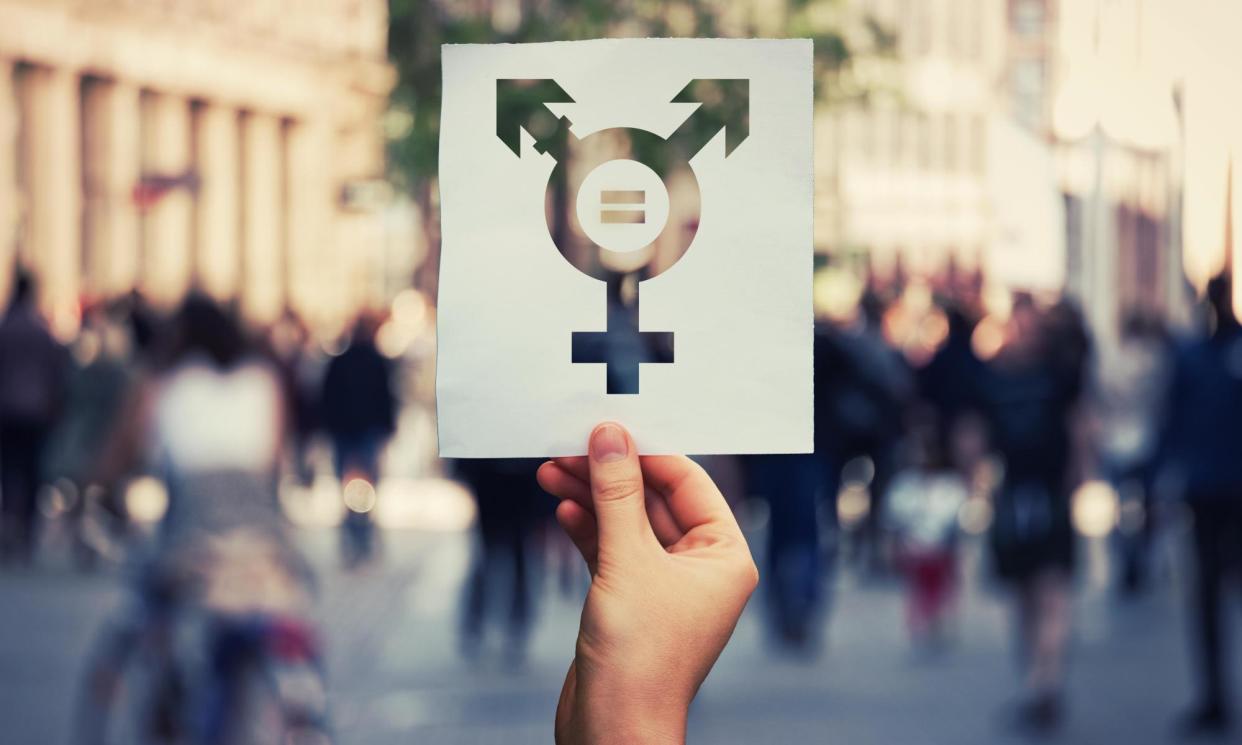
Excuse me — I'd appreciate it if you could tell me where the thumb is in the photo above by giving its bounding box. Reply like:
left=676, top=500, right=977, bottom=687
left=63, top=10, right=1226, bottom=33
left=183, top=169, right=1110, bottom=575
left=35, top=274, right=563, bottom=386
left=588, top=422, right=656, bottom=556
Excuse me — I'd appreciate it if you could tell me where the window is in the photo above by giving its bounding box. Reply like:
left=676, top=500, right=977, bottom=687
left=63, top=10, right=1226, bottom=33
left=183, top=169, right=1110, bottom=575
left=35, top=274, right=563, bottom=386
left=892, top=108, right=906, bottom=167
left=964, top=0, right=983, bottom=60
left=948, top=0, right=964, bottom=58
left=943, top=113, right=958, bottom=172
left=917, top=112, right=931, bottom=170
left=1010, top=59, right=1044, bottom=130
left=1012, top=0, right=1045, bottom=38
left=970, top=115, right=985, bottom=174
left=857, top=107, right=877, bottom=163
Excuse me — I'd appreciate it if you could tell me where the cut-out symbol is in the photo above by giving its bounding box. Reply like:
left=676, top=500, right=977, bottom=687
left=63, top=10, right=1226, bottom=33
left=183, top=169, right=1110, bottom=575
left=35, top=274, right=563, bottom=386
left=497, top=78, right=749, bottom=394
left=600, top=190, right=646, bottom=224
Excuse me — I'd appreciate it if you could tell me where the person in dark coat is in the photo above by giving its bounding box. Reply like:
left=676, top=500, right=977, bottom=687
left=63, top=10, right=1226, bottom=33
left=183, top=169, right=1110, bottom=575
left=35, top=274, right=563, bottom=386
left=744, top=320, right=855, bottom=652
left=321, top=315, right=397, bottom=477
left=981, top=295, right=1088, bottom=732
left=917, top=304, right=986, bottom=450
left=817, top=293, right=912, bottom=573
left=1158, top=274, right=1242, bottom=734
left=454, top=458, right=548, bottom=664
left=0, top=272, right=70, bottom=564
left=321, top=314, right=397, bottom=565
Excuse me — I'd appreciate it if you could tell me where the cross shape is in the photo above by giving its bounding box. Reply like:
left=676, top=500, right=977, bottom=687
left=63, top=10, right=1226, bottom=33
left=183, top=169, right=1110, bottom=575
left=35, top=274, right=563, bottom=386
left=571, top=294, right=673, bottom=395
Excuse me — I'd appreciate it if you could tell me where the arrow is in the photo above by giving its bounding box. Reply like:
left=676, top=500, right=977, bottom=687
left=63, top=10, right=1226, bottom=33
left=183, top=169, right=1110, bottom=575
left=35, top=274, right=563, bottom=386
left=496, top=79, right=575, bottom=157
left=669, top=79, right=750, bottom=157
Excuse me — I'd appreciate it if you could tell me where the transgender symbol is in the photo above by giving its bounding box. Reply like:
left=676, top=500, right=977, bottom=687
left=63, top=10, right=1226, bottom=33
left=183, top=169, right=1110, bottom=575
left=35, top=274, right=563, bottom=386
left=496, top=78, right=749, bottom=394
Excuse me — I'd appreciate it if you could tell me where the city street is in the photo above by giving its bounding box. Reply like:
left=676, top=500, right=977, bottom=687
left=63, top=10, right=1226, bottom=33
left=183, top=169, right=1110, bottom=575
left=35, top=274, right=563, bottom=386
left=4, top=2, right=1242, bottom=745
left=2, top=524, right=1236, bottom=745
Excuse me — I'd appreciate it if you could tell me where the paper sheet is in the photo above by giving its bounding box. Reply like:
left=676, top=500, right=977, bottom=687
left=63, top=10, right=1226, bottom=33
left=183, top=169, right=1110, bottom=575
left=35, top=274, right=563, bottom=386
left=437, top=38, right=812, bottom=457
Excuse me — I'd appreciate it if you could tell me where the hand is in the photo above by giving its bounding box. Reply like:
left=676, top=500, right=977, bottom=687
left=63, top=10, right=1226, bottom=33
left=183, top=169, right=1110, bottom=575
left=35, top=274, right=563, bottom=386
left=537, top=423, right=759, bottom=745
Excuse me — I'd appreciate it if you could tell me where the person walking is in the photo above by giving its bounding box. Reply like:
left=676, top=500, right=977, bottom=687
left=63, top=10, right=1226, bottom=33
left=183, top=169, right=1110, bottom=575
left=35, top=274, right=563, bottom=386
left=982, top=295, right=1088, bottom=732
left=321, top=314, right=397, bottom=566
left=455, top=458, right=547, bottom=665
left=1095, top=311, right=1172, bottom=595
left=819, top=293, right=912, bottom=573
left=885, top=423, right=966, bottom=647
left=1159, top=275, right=1242, bottom=734
left=78, top=294, right=325, bottom=744
left=0, top=272, right=70, bottom=564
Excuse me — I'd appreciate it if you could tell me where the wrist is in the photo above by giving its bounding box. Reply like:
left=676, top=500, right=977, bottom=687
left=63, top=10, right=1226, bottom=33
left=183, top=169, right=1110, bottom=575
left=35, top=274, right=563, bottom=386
left=593, top=704, right=686, bottom=745
left=564, top=716, right=687, bottom=745
left=561, top=685, right=688, bottom=745
left=600, top=722, right=685, bottom=745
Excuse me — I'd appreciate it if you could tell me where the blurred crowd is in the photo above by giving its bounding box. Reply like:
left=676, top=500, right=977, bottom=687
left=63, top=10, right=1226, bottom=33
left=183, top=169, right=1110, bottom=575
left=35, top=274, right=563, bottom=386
left=743, top=264, right=1242, bottom=735
left=2, top=262, right=1242, bottom=740
left=0, top=271, right=405, bottom=571
left=0, top=271, right=403, bottom=742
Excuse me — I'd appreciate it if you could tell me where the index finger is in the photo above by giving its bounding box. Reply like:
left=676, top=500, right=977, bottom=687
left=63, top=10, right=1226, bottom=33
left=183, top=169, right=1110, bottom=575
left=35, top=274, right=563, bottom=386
left=640, top=455, right=742, bottom=536
left=550, top=456, right=589, bottom=482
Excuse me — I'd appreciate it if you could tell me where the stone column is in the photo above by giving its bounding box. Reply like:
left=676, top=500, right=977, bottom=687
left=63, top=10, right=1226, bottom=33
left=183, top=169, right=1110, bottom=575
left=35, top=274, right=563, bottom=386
left=0, top=60, right=17, bottom=303
left=20, top=66, right=81, bottom=334
left=240, top=112, right=284, bottom=323
left=283, top=118, right=333, bottom=326
left=1233, top=163, right=1241, bottom=319
left=193, top=102, right=241, bottom=301
left=82, top=78, right=141, bottom=299
left=334, top=122, right=390, bottom=325
left=139, top=91, right=192, bottom=307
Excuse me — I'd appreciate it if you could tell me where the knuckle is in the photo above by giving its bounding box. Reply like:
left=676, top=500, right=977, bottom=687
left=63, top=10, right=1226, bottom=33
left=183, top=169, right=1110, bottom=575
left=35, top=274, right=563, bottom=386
left=593, top=476, right=642, bottom=503
left=726, top=549, right=760, bottom=590
left=743, top=559, right=760, bottom=591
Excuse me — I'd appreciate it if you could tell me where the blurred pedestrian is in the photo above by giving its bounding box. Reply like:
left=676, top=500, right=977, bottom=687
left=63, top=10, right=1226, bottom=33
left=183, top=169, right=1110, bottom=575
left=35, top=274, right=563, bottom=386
left=570, top=275, right=673, bottom=395
left=43, top=300, right=137, bottom=567
left=1158, top=274, right=1242, bottom=735
left=80, top=294, right=323, bottom=744
left=0, top=271, right=70, bottom=565
left=266, top=311, right=323, bottom=486
left=455, top=458, right=547, bottom=665
left=746, top=452, right=824, bottom=651
left=743, top=319, right=853, bottom=652
left=982, top=294, right=1088, bottom=732
left=125, top=295, right=294, bottom=552
left=321, top=313, right=397, bottom=566
left=818, top=292, right=912, bottom=573
left=886, top=418, right=966, bottom=647
left=917, top=303, right=987, bottom=471
left=1095, top=311, right=1172, bottom=595
left=118, top=288, right=160, bottom=363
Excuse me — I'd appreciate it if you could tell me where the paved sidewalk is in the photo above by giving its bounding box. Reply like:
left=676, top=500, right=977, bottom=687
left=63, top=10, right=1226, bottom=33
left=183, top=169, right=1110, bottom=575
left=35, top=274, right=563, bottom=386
left=308, top=530, right=1238, bottom=745
left=0, top=528, right=1237, bottom=745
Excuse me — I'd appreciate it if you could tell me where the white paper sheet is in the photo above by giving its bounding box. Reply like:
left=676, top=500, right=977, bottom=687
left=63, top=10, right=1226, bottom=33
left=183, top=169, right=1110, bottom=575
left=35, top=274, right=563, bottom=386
left=437, top=38, right=813, bottom=457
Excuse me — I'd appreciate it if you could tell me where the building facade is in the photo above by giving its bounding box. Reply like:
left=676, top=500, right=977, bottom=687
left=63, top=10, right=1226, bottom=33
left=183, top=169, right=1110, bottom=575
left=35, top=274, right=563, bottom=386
left=1051, top=0, right=1189, bottom=346
left=0, top=0, right=394, bottom=335
left=814, top=0, right=1007, bottom=279
left=817, top=0, right=1197, bottom=349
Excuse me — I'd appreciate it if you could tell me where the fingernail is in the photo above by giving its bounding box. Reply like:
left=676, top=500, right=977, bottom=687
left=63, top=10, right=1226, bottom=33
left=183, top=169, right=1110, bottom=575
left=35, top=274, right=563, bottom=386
left=590, top=423, right=628, bottom=463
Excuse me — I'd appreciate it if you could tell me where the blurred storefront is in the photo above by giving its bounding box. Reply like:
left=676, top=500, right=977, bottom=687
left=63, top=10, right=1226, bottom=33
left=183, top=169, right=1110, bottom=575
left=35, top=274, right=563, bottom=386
left=0, top=0, right=396, bottom=336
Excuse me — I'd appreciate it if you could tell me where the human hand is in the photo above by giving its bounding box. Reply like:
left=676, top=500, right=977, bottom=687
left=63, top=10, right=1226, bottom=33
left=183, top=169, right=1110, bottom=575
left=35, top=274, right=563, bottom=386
left=537, top=423, right=759, bottom=745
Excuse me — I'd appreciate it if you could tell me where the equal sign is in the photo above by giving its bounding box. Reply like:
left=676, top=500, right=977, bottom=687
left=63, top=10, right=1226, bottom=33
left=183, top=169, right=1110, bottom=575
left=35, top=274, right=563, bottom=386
left=600, top=190, right=646, bottom=224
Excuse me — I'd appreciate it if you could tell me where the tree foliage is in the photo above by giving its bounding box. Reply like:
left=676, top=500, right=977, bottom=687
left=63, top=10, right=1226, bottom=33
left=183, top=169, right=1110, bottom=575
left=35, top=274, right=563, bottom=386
left=386, top=0, right=894, bottom=193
